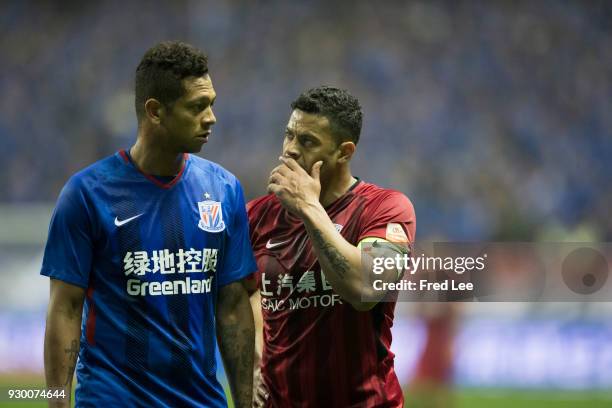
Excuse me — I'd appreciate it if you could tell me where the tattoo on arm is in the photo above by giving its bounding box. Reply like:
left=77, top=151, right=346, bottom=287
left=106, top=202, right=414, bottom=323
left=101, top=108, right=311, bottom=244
left=218, top=322, right=253, bottom=408
left=64, top=339, right=78, bottom=386
left=221, top=323, right=252, bottom=378
left=310, top=228, right=350, bottom=279
left=217, top=283, right=254, bottom=408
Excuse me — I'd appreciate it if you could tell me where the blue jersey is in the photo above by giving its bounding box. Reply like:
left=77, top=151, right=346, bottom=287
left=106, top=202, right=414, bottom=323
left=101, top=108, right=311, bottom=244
left=41, top=150, right=256, bottom=407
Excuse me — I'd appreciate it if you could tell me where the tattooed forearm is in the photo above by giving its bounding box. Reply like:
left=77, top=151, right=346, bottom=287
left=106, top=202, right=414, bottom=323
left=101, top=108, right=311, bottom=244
left=217, top=322, right=254, bottom=408
left=44, top=280, right=85, bottom=407
left=300, top=205, right=378, bottom=309
left=217, top=282, right=254, bottom=408
left=64, top=339, right=79, bottom=385
left=310, top=227, right=351, bottom=279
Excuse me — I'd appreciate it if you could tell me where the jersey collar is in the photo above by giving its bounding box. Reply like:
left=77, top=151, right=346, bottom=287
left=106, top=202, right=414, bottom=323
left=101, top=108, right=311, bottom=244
left=118, top=149, right=189, bottom=189
left=324, top=177, right=362, bottom=210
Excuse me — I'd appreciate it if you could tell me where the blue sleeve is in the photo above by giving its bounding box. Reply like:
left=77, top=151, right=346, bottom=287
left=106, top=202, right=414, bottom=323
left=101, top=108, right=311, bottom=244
left=218, top=179, right=257, bottom=287
left=40, top=178, right=93, bottom=289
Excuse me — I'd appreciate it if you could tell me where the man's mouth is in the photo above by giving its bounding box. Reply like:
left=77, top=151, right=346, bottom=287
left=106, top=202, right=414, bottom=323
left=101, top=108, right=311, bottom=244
left=196, top=130, right=211, bottom=141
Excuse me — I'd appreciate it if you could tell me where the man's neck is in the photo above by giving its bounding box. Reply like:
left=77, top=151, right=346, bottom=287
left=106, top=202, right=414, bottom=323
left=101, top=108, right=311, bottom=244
left=319, top=168, right=357, bottom=208
left=130, top=135, right=184, bottom=176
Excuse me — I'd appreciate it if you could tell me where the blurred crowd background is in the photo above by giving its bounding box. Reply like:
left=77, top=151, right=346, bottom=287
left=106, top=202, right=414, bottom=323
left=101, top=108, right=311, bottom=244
left=2, top=0, right=611, bottom=240
left=1, top=1, right=611, bottom=406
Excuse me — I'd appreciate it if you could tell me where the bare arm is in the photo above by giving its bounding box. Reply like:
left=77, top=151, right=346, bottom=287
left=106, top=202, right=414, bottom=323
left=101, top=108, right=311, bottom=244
left=301, top=204, right=402, bottom=310
left=248, top=289, right=263, bottom=369
left=44, top=278, right=85, bottom=407
left=301, top=205, right=371, bottom=307
left=216, top=280, right=254, bottom=408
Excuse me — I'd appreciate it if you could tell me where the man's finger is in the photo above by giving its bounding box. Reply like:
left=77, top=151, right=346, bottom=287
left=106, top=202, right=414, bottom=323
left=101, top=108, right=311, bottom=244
left=259, top=377, right=270, bottom=396
left=279, top=156, right=306, bottom=174
left=267, top=182, right=279, bottom=194
left=254, top=392, right=265, bottom=407
left=267, top=182, right=286, bottom=197
left=310, top=161, right=323, bottom=181
left=268, top=172, right=288, bottom=187
left=270, top=164, right=291, bottom=178
left=254, top=383, right=268, bottom=407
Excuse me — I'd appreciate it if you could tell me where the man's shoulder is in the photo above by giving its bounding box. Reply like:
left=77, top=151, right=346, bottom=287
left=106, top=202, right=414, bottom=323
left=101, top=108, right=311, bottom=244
left=64, top=153, right=122, bottom=191
left=353, top=181, right=416, bottom=241
left=355, top=181, right=413, bottom=206
left=246, top=194, right=278, bottom=216
left=188, top=154, right=239, bottom=185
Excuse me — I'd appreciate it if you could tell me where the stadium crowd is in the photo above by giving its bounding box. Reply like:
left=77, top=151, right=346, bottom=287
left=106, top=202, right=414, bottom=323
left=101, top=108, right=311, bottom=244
left=1, top=0, right=610, bottom=240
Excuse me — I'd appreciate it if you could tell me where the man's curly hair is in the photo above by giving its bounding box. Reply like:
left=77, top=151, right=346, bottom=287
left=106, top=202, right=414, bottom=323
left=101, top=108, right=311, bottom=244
left=290, top=86, right=362, bottom=144
left=135, top=41, right=209, bottom=121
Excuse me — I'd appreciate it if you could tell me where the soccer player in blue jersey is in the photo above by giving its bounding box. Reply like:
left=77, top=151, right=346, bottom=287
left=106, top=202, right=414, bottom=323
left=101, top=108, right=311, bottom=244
left=41, top=41, right=255, bottom=408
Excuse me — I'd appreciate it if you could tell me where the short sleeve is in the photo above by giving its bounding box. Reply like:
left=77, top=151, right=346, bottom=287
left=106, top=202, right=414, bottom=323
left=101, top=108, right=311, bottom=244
left=40, top=179, right=94, bottom=289
left=218, top=179, right=257, bottom=287
left=244, top=199, right=263, bottom=292
left=358, top=191, right=416, bottom=245
left=246, top=198, right=258, bottom=245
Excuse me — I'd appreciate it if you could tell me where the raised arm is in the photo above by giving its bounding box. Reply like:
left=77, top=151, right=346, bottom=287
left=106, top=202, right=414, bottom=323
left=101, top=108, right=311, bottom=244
left=301, top=203, right=405, bottom=310
left=216, top=280, right=254, bottom=408
left=44, top=278, right=85, bottom=407
left=268, top=157, right=405, bottom=311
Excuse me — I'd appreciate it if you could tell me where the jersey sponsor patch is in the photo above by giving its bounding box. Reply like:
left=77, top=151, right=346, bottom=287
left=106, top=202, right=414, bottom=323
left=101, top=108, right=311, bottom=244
left=198, top=200, right=226, bottom=232
left=386, top=222, right=408, bottom=242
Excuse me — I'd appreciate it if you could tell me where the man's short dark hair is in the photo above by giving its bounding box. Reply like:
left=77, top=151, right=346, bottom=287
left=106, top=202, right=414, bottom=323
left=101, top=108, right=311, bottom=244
left=290, top=86, right=362, bottom=144
left=135, top=41, right=209, bottom=122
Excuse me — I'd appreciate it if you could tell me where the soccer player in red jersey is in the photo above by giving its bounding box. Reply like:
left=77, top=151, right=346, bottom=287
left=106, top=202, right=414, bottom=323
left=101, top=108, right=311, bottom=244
left=246, top=86, right=416, bottom=407
left=409, top=303, right=459, bottom=408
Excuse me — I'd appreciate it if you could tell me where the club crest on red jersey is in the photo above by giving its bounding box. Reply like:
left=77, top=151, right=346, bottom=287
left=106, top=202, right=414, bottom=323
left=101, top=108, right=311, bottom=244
left=197, top=200, right=225, bottom=232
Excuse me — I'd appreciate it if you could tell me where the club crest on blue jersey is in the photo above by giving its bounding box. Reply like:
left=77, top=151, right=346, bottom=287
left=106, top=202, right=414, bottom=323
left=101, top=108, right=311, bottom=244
left=197, top=200, right=226, bottom=232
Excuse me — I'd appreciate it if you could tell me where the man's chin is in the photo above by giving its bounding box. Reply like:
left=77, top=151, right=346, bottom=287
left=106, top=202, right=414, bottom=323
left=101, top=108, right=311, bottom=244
left=181, top=144, right=204, bottom=154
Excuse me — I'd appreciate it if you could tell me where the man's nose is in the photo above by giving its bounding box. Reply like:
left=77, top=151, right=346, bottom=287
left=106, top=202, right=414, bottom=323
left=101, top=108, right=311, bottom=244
left=283, top=139, right=300, bottom=160
left=202, top=108, right=216, bottom=126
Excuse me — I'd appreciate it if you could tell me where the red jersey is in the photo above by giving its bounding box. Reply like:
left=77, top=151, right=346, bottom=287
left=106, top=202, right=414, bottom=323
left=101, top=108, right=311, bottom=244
left=247, top=180, right=416, bottom=407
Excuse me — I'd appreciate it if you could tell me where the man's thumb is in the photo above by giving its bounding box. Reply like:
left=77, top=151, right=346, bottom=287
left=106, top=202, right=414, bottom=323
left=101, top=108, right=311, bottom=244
left=311, top=161, right=323, bottom=180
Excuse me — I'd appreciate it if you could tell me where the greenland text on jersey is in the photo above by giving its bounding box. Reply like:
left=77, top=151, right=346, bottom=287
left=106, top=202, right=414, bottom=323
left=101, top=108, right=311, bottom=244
left=124, top=248, right=217, bottom=296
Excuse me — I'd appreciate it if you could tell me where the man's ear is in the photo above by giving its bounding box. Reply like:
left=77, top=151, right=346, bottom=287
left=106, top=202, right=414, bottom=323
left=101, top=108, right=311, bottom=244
left=144, top=98, right=163, bottom=125
left=337, top=141, right=356, bottom=163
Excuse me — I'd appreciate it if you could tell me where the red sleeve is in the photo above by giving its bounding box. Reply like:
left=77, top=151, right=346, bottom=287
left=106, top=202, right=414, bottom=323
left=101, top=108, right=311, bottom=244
left=358, top=190, right=416, bottom=244
left=247, top=195, right=269, bottom=246
left=243, top=269, right=260, bottom=293
left=246, top=197, right=259, bottom=240
left=245, top=196, right=267, bottom=292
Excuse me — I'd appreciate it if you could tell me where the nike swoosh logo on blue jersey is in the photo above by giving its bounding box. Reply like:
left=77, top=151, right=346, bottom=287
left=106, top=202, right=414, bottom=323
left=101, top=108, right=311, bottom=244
left=114, top=213, right=144, bottom=227
left=266, top=239, right=291, bottom=249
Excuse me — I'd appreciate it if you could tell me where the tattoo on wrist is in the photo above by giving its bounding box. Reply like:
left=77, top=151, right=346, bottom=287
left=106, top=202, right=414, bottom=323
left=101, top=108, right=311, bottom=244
left=64, top=339, right=78, bottom=385
left=219, top=322, right=253, bottom=407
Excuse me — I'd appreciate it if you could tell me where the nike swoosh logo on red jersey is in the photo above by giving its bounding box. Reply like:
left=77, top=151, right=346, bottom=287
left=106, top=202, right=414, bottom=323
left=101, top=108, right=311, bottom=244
left=265, top=239, right=291, bottom=249
left=114, top=213, right=144, bottom=227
